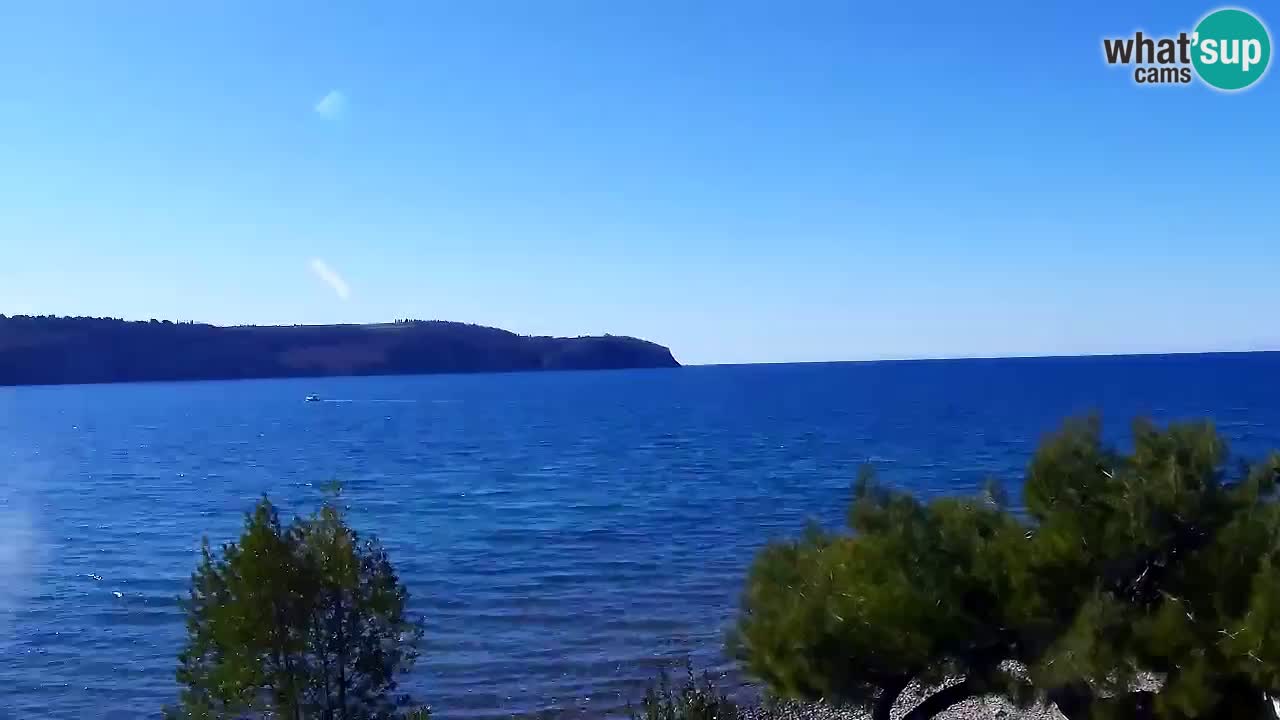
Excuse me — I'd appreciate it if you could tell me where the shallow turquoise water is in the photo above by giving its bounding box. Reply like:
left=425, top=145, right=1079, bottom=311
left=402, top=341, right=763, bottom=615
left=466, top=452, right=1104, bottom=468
left=3, top=356, right=1280, bottom=719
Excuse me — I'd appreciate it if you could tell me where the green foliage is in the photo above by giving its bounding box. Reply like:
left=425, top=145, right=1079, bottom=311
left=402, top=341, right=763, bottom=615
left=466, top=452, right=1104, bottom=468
left=628, top=663, right=744, bottom=720
left=1026, top=419, right=1280, bottom=719
left=733, top=466, right=1030, bottom=719
left=167, top=491, right=426, bottom=720
left=734, top=417, right=1280, bottom=720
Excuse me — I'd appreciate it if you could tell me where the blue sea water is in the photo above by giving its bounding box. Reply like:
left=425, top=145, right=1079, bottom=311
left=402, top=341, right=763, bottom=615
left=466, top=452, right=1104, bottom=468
left=3, top=355, right=1280, bottom=719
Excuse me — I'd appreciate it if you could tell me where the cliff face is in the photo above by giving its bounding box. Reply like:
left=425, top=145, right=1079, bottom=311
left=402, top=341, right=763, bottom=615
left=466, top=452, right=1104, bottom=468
left=0, top=317, right=680, bottom=386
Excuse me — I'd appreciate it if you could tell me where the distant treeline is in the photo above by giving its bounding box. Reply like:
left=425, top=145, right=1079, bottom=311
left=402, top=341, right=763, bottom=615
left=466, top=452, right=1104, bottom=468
left=0, top=315, right=679, bottom=386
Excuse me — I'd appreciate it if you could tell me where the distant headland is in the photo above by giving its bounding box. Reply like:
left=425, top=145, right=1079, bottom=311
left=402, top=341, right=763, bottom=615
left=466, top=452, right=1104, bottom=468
left=0, top=316, right=680, bottom=386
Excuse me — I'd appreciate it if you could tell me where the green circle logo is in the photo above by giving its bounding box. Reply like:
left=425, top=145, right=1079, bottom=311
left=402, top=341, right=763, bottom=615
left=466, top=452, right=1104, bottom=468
left=1192, top=8, right=1271, bottom=90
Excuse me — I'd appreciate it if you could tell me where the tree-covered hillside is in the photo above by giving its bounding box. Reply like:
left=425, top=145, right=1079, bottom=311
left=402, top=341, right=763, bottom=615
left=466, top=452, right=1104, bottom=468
left=0, top=316, right=680, bottom=385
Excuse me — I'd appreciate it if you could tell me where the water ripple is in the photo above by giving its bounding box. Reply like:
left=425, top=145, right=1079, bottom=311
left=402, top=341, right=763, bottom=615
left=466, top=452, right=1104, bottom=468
left=4, top=357, right=1280, bottom=718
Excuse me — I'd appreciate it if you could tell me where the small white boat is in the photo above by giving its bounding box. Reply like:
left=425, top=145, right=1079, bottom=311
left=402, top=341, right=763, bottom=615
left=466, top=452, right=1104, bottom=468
left=305, top=394, right=322, bottom=402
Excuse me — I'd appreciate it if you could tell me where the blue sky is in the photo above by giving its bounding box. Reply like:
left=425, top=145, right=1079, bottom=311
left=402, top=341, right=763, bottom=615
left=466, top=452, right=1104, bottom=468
left=0, top=1, right=1276, bottom=365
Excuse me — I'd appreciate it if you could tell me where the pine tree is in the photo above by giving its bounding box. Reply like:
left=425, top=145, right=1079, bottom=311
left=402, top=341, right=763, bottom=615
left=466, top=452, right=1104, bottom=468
left=733, top=417, right=1280, bottom=719
left=168, top=490, right=426, bottom=719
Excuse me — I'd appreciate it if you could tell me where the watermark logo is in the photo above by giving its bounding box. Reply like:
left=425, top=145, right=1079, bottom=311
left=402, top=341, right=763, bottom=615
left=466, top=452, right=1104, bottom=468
left=1103, top=7, right=1271, bottom=91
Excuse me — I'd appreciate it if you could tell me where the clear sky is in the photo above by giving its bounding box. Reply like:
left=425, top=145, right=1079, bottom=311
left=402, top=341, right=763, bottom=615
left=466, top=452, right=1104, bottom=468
left=1, top=1, right=1276, bottom=365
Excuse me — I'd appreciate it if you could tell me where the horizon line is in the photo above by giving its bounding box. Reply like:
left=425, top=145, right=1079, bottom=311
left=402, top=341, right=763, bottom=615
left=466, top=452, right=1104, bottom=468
left=688, top=346, right=1280, bottom=367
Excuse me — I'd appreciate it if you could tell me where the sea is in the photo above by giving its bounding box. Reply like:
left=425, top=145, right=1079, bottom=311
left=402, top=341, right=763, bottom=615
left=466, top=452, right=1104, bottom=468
left=3, top=354, right=1280, bottom=719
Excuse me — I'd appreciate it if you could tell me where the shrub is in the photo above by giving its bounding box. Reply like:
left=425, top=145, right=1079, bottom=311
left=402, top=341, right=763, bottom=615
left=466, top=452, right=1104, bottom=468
left=629, top=663, right=745, bottom=720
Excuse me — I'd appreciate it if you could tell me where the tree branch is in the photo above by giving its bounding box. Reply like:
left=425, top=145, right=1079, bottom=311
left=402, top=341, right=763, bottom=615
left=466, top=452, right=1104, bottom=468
left=1045, top=683, right=1093, bottom=720
left=901, top=677, right=982, bottom=720
left=873, top=676, right=910, bottom=720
